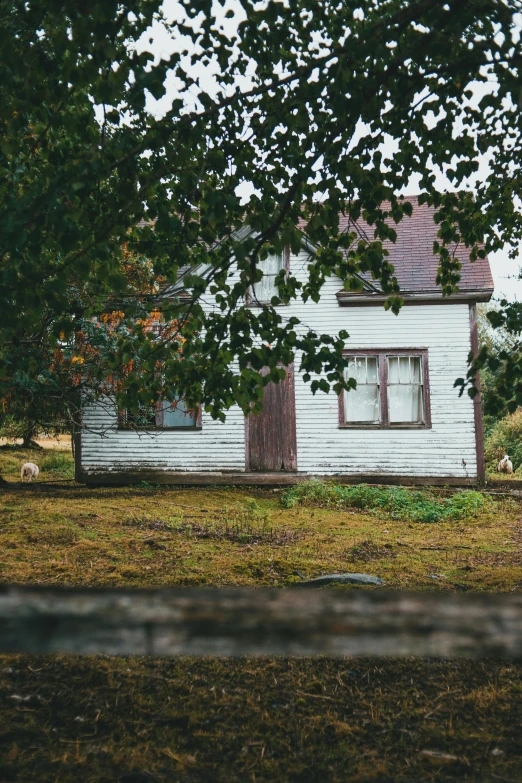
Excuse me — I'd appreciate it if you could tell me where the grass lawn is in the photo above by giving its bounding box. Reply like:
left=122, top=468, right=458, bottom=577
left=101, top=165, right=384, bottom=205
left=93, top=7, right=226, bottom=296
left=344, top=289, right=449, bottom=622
left=1, top=445, right=522, bottom=781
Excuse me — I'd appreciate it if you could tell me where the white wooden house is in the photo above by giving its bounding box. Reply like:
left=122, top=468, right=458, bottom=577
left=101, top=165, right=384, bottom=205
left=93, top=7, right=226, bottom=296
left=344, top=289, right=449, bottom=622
left=76, top=201, right=493, bottom=486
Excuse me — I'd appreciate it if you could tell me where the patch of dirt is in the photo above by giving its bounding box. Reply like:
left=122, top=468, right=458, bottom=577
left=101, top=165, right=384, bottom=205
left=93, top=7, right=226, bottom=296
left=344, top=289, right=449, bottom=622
left=26, top=525, right=79, bottom=545
left=0, top=655, right=521, bottom=782
left=346, top=539, right=396, bottom=562
left=122, top=516, right=173, bottom=531
left=175, top=520, right=302, bottom=546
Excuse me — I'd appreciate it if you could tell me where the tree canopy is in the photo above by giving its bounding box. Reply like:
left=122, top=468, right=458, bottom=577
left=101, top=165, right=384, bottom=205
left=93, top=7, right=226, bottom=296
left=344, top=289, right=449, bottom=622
left=1, top=0, right=522, bottom=426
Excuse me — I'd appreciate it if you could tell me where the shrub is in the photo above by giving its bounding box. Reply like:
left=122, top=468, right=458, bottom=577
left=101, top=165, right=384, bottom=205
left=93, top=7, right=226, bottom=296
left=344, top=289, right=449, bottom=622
left=281, top=480, right=488, bottom=523
left=446, top=490, right=489, bottom=519
left=484, top=409, right=522, bottom=474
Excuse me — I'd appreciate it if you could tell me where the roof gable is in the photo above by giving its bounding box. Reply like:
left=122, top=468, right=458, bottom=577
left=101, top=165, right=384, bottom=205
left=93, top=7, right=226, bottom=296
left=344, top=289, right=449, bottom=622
left=161, top=198, right=494, bottom=301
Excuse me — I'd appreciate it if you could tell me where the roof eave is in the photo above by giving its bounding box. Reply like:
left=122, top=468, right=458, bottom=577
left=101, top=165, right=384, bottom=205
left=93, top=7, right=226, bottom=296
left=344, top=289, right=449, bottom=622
left=336, top=288, right=494, bottom=305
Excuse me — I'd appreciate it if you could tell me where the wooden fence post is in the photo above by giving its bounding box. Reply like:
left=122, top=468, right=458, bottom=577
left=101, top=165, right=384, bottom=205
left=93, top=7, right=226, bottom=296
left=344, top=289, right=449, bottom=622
left=1, top=585, right=522, bottom=658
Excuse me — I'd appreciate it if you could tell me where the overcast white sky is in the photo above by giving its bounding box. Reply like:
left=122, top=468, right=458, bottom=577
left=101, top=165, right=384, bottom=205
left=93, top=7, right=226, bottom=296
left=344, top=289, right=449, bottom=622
left=135, top=0, right=522, bottom=303
left=487, top=248, right=522, bottom=301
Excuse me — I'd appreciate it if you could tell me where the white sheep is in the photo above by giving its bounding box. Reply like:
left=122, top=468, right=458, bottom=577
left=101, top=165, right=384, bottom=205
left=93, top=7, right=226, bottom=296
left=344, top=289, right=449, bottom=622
left=20, top=462, right=39, bottom=482
left=497, top=455, right=514, bottom=474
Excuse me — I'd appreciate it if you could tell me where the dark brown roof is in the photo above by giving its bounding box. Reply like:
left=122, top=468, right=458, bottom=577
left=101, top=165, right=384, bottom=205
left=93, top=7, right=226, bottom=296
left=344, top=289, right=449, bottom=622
left=335, top=198, right=494, bottom=297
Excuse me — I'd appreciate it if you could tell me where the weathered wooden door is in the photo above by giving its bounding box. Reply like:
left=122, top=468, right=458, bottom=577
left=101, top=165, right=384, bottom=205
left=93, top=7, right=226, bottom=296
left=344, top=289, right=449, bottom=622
left=246, top=364, right=297, bottom=471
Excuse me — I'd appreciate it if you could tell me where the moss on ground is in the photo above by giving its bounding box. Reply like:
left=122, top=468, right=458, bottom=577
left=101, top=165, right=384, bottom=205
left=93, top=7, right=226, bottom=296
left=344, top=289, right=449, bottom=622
left=0, top=475, right=521, bottom=591
left=2, top=448, right=522, bottom=781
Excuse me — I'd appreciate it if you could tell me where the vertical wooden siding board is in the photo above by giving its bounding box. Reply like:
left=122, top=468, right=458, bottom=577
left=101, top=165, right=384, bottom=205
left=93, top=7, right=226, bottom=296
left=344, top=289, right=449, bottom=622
left=247, top=364, right=297, bottom=471
left=244, top=410, right=250, bottom=471
left=285, top=362, right=298, bottom=470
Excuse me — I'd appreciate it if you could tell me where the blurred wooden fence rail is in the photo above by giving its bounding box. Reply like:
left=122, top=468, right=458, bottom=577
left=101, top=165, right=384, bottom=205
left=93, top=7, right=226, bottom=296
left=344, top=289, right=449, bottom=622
left=1, top=585, right=522, bottom=659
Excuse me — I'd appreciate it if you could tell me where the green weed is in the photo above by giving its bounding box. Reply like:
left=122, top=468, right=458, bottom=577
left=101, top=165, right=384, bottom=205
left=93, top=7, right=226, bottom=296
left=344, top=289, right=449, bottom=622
left=128, top=500, right=300, bottom=546
left=281, top=480, right=489, bottom=523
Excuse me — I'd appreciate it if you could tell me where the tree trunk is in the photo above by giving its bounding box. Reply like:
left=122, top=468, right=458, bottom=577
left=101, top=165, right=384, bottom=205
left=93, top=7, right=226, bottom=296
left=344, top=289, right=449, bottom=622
left=22, top=426, right=42, bottom=450
left=22, top=427, right=35, bottom=448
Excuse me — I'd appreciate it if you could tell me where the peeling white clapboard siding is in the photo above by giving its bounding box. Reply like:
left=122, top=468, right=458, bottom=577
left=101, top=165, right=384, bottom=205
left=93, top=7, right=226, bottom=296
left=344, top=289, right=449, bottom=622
left=81, top=398, right=247, bottom=473
left=292, top=295, right=476, bottom=477
left=81, top=248, right=480, bottom=478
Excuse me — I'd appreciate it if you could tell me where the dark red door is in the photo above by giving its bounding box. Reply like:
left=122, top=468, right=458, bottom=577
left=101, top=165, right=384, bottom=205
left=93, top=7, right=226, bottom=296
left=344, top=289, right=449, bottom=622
left=246, top=364, right=297, bottom=471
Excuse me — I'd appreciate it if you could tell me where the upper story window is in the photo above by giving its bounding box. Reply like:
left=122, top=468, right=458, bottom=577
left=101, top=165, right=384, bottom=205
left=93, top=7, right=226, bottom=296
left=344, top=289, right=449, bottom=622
left=251, top=252, right=286, bottom=304
left=339, top=349, right=431, bottom=429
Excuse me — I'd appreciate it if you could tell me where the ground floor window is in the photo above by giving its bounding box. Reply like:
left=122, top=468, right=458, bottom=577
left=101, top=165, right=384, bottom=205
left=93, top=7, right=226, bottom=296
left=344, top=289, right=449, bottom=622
left=119, top=397, right=200, bottom=430
left=339, top=349, right=431, bottom=428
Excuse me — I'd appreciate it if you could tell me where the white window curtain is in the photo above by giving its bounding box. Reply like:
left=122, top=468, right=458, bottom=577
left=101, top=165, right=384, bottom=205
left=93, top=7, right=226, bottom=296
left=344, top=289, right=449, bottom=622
left=344, top=356, right=380, bottom=423
left=387, top=356, right=424, bottom=423
left=252, top=253, right=285, bottom=302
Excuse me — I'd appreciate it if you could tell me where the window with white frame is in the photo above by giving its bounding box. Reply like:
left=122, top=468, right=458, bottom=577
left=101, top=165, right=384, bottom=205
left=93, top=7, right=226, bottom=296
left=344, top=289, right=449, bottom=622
left=387, top=355, right=424, bottom=424
left=344, top=356, right=380, bottom=423
left=251, top=252, right=286, bottom=303
left=341, top=350, right=430, bottom=427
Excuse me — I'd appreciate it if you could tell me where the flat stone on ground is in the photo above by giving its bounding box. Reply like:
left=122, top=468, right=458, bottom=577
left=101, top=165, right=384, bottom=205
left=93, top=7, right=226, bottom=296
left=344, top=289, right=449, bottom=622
left=298, top=573, right=386, bottom=587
